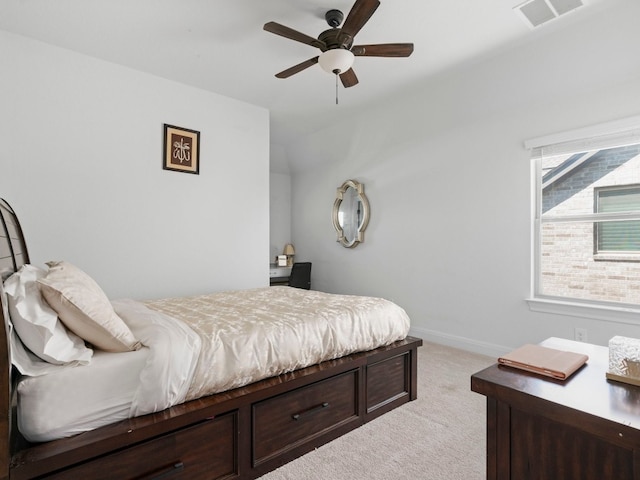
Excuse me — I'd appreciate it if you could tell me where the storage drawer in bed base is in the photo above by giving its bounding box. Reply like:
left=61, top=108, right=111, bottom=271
left=252, top=369, right=360, bottom=466
left=42, top=412, right=238, bottom=480
left=366, top=350, right=414, bottom=417
left=10, top=336, right=422, bottom=480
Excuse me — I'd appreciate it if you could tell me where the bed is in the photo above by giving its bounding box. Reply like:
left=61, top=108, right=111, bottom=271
left=0, top=198, right=422, bottom=480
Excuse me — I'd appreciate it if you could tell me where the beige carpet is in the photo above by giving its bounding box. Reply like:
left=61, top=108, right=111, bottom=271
left=259, top=342, right=495, bottom=480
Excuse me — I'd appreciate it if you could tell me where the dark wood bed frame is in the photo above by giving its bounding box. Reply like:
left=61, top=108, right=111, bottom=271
left=0, top=198, right=422, bottom=480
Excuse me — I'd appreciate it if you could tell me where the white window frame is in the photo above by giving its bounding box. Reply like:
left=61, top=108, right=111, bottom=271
left=525, top=115, right=640, bottom=325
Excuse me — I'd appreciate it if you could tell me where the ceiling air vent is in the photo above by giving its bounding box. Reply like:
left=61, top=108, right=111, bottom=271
left=514, top=0, right=584, bottom=28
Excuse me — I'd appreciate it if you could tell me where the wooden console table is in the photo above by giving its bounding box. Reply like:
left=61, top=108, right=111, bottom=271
left=471, top=337, right=640, bottom=480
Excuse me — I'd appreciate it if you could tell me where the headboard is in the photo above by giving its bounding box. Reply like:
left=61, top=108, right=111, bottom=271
left=0, top=198, right=29, bottom=478
left=0, top=199, right=29, bottom=281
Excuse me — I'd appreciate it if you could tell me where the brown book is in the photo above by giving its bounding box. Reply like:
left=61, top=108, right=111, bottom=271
left=498, top=344, right=589, bottom=380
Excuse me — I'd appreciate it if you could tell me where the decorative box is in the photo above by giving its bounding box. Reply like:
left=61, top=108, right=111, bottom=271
left=606, top=336, right=640, bottom=387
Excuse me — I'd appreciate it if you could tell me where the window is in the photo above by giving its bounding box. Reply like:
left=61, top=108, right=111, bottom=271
left=528, top=117, right=640, bottom=312
left=595, top=185, right=640, bottom=254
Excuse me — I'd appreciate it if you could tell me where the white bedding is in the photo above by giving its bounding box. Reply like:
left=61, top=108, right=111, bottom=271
left=16, top=287, right=410, bottom=442
left=17, top=348, right=149, bottom=442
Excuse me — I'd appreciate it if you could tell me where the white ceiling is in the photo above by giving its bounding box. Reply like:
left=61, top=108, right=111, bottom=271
left=0, top=0, right=609, bottom=148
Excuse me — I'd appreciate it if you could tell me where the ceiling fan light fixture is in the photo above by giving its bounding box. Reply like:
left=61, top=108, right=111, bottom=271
left=318, top=49, right=355, bottom=75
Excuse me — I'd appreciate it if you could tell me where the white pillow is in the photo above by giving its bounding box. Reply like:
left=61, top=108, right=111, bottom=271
left=38, top=261, right=142, bottom=353
left=4, top=264, right=93, bottom=365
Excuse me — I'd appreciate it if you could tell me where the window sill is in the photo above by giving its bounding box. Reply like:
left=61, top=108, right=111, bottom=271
left=526, top=297, right=640, bottom=325
left=594, top=253, right=640, bottom=262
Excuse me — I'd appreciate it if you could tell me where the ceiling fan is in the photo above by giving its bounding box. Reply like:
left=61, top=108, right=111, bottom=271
left=263, top=0, right=414, bottom=89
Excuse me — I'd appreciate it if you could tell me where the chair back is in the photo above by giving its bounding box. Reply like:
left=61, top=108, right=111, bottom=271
left=288, top=262, right=311, bottom=289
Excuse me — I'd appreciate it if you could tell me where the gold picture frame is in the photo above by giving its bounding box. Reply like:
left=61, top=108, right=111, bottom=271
left=163, top=124, right=200, bottom=175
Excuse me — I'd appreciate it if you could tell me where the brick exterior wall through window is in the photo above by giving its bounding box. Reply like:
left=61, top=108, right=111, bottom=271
left=540, top=145, right=640, bottom=304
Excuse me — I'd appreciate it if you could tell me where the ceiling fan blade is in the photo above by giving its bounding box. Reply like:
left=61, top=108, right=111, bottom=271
left=264, top=22, right=325, bottom=49
left=339, top=0, right=380, bottom=45
left=340, top=68, right=359, bottom=88
left=275, top=57, right=319, bottom=79
left=351, top=43, right=414, bottom=57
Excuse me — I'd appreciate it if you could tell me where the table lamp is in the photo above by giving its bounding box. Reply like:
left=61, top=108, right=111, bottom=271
left=283, top=244, right=295, bottom=267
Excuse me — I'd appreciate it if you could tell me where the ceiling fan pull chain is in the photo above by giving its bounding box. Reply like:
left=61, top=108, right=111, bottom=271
left=335, top=71, right=339, bottom=105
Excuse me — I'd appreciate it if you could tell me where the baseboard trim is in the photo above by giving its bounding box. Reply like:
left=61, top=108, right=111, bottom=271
left=409, top=326, right=510, bottom=358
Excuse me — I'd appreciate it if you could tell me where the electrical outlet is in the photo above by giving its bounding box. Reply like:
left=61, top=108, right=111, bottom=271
left=574, top=327, right=588, bottom=342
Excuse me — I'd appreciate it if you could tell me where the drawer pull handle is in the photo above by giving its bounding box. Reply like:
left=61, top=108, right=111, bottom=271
left=292, top=402, right=330, bottom=420
left=151, top=461, right=184, bottom=479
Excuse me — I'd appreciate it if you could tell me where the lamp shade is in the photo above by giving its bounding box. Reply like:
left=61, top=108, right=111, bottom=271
left=318, top=49, right=355, bottom=74
left=283, top=244, right=295, bottom=255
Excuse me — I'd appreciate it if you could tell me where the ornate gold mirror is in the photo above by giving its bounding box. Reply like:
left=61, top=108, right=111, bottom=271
left=332, top=179, right=370, bottom=248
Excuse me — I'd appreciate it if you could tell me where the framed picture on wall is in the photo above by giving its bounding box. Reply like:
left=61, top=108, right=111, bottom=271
left=163, top=124, right=200, bottom=175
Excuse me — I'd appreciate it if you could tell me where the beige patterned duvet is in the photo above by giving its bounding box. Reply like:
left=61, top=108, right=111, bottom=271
left=144, top=286, right=410, bottom=401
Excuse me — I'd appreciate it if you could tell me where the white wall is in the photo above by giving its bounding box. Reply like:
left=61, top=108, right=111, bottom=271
left=0, top=30, right=270, bottom=300
left=269, top=172, right=291, bottom=262
left=286, top=1, right=640, bottom=355
left=269, top=143, right=293, bottom=263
